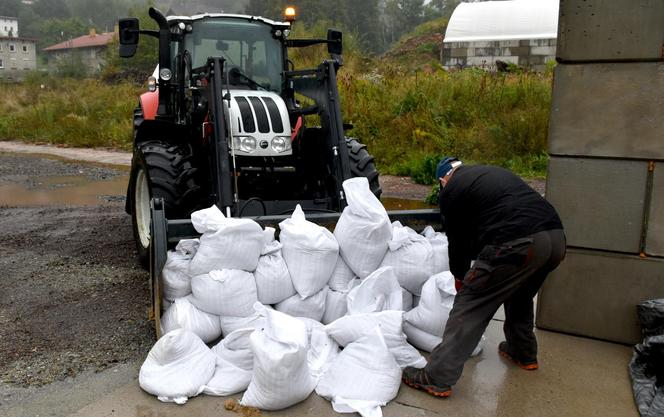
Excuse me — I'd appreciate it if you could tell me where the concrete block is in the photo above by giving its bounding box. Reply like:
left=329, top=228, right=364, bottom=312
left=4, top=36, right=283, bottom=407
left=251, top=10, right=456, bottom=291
left=546, top=157, right=648, bottom=253
left=549, top=63, right=664, bottom=159
left=557, top=0, right=664, bottom=61
left=536, top=249, right=664, bottom=344
left=505, top=46, right=530, bottom=56
left=646, top=163, right=664, bottom=256
left=531, top=46, right=556, bottom=56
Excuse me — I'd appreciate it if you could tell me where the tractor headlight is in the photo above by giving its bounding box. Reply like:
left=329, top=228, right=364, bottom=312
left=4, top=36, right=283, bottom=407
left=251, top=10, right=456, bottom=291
left=271, top=137, right=291, bottom=153
left=240, top=136, right=257, bottom=153
left=159, top=68, right=172, bottom=81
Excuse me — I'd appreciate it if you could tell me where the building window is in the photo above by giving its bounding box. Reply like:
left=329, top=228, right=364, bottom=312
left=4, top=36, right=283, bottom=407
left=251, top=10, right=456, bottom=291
left=0, top=58, right=3, bottom=69
left=22, top=45, right=28, bottom=53
left=9, top=44, right=15, bottom=52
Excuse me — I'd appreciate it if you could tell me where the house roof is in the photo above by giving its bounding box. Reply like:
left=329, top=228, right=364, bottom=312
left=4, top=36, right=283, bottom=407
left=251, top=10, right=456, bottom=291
left=43, top=32, right=115, bottom=52
left=444, top=0, right=559, bottom=43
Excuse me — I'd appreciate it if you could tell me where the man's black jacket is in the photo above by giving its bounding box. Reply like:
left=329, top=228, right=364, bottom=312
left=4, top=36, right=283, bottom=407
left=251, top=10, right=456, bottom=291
left=438, top=165, right=563, bottom=279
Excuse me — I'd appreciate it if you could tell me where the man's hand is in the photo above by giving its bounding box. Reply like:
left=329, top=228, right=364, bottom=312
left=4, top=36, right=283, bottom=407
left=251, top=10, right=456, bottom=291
left=454, top=277, right=463, bottom=291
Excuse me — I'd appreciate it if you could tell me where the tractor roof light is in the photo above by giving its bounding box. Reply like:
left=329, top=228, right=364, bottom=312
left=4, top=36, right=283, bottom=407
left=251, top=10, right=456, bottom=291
left=284, top=6, right=296, bottom=22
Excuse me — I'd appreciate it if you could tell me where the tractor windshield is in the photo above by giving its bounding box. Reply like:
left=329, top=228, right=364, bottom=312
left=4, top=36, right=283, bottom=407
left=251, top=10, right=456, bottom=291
left=185, top=18, right=283, bottom=93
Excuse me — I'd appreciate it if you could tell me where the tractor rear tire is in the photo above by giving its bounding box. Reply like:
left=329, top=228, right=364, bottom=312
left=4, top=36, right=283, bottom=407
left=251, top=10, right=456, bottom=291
left=130, top=141, right=206, bottom=269
left=346, top=137, right=382, bottom=199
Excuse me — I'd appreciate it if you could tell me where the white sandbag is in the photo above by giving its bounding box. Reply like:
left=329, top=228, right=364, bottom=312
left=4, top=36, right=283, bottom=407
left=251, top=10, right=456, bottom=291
left=279, top=205, right=339, bottom=298
left=307, top=322, right=340, bottom=381
left=274, top=286, right=328, bottom=321
left=325, top=310, right=425, bottom=369
left=422, top=226, right=450, bottom=274
left=404, top=271, right=456, bottom=337
left=188, top=205, right=263, bottom=275
left=190, top=269, right=257, bottom=317
left=254, top=227, right=295, bottom=304
left=402, top=288, right=414, bottom=311
left=139, top=329, right=216, bottom=404
left=380, top=222, right=434, bottom=295
left=202, top=328, right=254, bottom=396
left=161, top=239, right=199, bottom=301
left=412, top=295, right=420, bottom=308
left=160, top=297, right=222, bottom=343
left=241, top=303, right=316, bottom=410
left=328, top=255, right=356, bottom=292
left=316, top=327, right=401, bottom=417
left=402, top=322, right=485, bottom=356
left=219, top=312, right=266, bottom=337
left=334, top=178, right=392, bottom=279
left=346, top=267, right=403, bottom=315
left=322, top=289, right=348, bottom=325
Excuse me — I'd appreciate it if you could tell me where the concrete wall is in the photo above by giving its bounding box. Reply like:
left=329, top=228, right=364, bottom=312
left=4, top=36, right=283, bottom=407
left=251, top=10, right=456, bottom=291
left=0, top=38, right=37, bottom=81
left=442, top=38, right=556, bottom=71
left=536, top=0, right=664, bottom=344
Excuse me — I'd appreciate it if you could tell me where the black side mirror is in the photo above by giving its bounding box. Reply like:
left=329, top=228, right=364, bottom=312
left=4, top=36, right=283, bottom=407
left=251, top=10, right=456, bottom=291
left=119, top=18, right=139, bottom=58
left=327, top=29, right=343, bottom=56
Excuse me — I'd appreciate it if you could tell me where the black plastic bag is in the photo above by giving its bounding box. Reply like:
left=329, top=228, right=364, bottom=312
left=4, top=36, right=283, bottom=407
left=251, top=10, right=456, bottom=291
left=630, top=299, right=664, bottom=417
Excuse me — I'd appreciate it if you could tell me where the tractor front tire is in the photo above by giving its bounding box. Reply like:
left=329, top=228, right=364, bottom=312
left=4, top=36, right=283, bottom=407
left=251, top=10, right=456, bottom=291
left=346, top=137, right=382, bottom=199
left=130, top=141, right=206, bottom=269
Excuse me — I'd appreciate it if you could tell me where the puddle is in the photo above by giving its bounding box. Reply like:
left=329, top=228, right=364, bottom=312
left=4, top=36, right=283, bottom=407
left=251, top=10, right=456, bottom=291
left=381, top=197, right=435, bottom=210
left=0, top=174, right=129, bottom=206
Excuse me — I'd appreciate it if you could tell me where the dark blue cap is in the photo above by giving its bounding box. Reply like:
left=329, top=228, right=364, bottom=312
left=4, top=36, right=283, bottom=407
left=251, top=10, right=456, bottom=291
left=436, top=157, right=461, bottom=179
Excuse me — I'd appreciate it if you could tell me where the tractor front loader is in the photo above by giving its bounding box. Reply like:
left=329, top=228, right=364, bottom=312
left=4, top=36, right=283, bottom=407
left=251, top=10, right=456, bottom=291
left=118, top=7, right=440, bottom=335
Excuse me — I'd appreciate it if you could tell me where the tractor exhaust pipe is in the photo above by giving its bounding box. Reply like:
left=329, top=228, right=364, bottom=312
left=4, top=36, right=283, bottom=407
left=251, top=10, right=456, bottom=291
left=149, top=7, right=172, bottom=117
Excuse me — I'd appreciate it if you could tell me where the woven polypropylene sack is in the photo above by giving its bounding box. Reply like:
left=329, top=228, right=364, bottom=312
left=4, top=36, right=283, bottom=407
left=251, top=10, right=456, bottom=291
left=241, top=303, right=316, bottom=410
left=404, top=271, right=456, bottom=336
left=402, top=288, right=414, bottom=312
left=380, top=222, right=434, bottom=295
left=403, top=321, right=486, bottom=357
left=160, top=296, right=222, bottom=343
left=254, top=227, right=295, bottom=304
left=322, top=288, right=348, bottom=325
left=139, top=329, right=216, bottom=404
left=316, top=327, right=401, bottom=417
left=274, top=286, right=328, bottom=322
left=190, top=269, right=257, bottom=317
left=334, top=178, right=392, bottom=279
left=422, top=226, right=450, bottom=274
left=219, top=312, right=266, bottom=337
left=202, top=328, right=254, bottom=396
left=346, top=266, right=403, bottom=315
left=279, top=205, right=339, bottom=298
left=161, top=239, right=199, bottom=301
left=328, top=255, right=356, bottom=292
left=188, top=205, right=263, bottom=275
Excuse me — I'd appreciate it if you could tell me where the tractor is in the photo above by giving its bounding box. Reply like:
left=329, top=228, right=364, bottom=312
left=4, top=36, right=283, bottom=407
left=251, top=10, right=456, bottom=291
left=118, top=7, right=438, bottom=332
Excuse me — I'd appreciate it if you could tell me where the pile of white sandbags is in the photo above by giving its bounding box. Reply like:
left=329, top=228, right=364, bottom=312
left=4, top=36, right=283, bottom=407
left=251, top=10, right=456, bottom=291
left=142, top=178, right=486, bottom=415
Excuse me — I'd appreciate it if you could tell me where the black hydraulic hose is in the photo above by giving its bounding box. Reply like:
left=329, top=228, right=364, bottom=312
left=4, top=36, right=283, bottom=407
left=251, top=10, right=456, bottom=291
left=239, top=197, right=267, bottom=217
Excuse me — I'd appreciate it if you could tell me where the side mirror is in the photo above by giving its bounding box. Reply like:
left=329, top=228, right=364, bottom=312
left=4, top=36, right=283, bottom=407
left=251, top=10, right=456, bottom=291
left=119, top=18, right=140, bottom=58
left=327, top=29, right=343, bottom=56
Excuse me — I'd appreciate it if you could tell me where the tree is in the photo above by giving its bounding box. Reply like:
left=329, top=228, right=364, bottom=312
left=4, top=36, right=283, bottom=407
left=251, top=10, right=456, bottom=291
left=34, top=0, right=71, bottom=20
left=0, top=0, right=21, bottom=18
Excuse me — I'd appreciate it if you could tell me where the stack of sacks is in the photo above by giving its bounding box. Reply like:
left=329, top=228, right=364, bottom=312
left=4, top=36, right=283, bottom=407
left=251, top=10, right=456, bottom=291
left=404, top=271, right=485, bottom=356
left=334, top=177, right=392, bottom=280
left=316, top=327, right=401, bottom=417
left=202, top=328, right=255, bottom=396
left=380, top=221, right=434, bottom=300
left=253, top=227, right=296, bottom=305
left=161, top=239, right=199, bottom=307
left=190, top=269, right=258, bottom=318
left=421, top=226, right=450, bottom=274
left=139, top=329, right=216, bottom=404
left=276, top=205, right=338, bottom=321
left=241, top=303, right=317, bottom=410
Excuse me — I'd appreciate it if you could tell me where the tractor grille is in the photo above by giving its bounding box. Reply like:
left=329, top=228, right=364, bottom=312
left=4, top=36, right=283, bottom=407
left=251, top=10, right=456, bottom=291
left=236, top=96, right=285, bottom=134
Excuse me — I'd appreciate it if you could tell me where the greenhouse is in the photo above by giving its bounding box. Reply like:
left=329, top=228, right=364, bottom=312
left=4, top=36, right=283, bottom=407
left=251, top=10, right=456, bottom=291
left=442, top=0, right=559, bottom=71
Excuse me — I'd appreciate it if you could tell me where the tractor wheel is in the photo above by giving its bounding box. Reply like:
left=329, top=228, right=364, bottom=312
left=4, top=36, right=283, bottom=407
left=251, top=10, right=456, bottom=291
left=130, top=141, right=207, bottom=269
left=346, top=137, right=382, bottom=199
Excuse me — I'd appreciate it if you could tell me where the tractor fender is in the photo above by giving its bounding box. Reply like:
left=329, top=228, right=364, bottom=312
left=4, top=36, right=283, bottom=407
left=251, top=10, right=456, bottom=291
left=140, top=91, right=159, bottom=121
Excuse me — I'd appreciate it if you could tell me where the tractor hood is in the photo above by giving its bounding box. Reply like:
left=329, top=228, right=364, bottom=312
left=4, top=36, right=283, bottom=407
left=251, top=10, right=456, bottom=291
left=226, top=90, right=293, bottom=157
